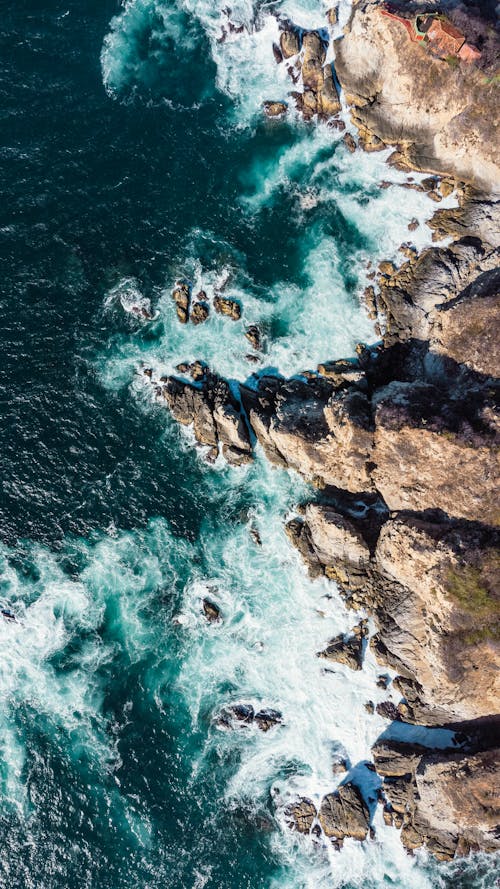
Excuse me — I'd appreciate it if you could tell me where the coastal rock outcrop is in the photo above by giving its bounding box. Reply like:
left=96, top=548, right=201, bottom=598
left=373, top=741, right=500, bottom=859
left=334, top=1, right=500, bottom=192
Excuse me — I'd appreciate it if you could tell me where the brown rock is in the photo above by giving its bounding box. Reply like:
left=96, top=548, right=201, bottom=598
left=343, top=133, right=357, bottom=153
left=301, top=31, right=326, bottom=92
left=214, top=295, right=242, bottom=320
left=280, top=29, right=300, bottom=60
left=285, top=798, right=317, bottom=834
left=263, top=101, right=288, bottom=119
left=172, top=282, right=191, bottom=323
left=319, top=783, right=370, bottom=840
left=191, top=301, right=209, bottom=325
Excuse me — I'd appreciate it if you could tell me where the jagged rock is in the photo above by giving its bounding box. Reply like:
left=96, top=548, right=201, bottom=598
left=326, top=7, right=338, bottom=26
left=343, top=133, right=357, bottom=153
left=318, top=620, right=368, bottom=670
left=242, top=376, right=374, bottom=491
left=189, top=360, right=208, bottom=381
left=161, top=373, right=253, bottom=463
left=245, top=325, right=261, bottom=350
left=214, top=295, right=241, bottom=320
left=172, top=282, right=191, bottom=323
left=332, top=758, right=349, bottom=775
left=285, top=798, right=317, bottom=833
left=319, top=782, right=370, bottom=840
left=263, top=101, right=288, bottom=119
left=272, top=43, right=283, bottom=64
left=280, top=29, right=300, bottom=59
left=408, top=218, right=419, bottom=231
left=317, top=358, right=366, bottom=386
left=218, top=703, right=254, bottom=727
left=191, top=301, right=209, bottom=325
left=202, top=599, right=221, bottom=622
left=254, top=708, right=282, bottom=732
left=319, top=64, right=341, bottom=117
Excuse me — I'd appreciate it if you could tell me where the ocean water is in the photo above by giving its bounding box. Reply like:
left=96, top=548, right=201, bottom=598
left=0, top=1, right=498, bottom=888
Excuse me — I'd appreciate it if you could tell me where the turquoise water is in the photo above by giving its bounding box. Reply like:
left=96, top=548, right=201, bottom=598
left=0, top=0, right=498, bottom=887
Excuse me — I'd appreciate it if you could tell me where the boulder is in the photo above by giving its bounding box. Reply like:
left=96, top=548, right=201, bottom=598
left=172, top=282, right=191, bottom=323
left=284, top=798, right=317, bottom=833
left=263, top=101, right=288, bottom=119
left=214, top=295, right=242, bottom=320
left=319, top=782, right=370, bottom=840
left=254, top=708, right=282, bottom=732
left=245, top=325, right=261, bottom=350
left=202, top=599, right=221, bottom=622
left=191, top=301, right=209, bottom=325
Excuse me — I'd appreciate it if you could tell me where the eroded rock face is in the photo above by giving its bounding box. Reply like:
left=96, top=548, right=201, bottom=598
left=373, top=741, right=500, bottom=859
left=318, top=782, right=370, bottom=841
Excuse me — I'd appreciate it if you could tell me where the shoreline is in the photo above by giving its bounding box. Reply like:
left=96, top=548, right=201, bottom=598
left=142, top=0, right=499, bottom=864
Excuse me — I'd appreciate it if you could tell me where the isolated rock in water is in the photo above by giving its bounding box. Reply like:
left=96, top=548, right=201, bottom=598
left=301, top=32, right=326, bottom=92
left=172, top=281, right=191, bottom=323
left=245, top=325, right=261, bottom=350
left=318, top=621, right=367, bottom=671
left=214, top=295, right=242, bottom=320
left=218, top=703, right=255, bottom=728
left=263, top=101, right=288, bottom=119
left=202, top=598, right=221, bottom=622
left=319, top=782, right=370, bottom=840
left=285, top=798, right=317, bottom=833
left=254, top=708, right=282, bottom=732
left=191, top=301, right=209, bottom=325
left=280, top=29, right=300, bottom=59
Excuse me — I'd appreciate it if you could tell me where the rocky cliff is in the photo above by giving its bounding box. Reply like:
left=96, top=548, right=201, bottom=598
left=334, top=0, right=500, bottom=193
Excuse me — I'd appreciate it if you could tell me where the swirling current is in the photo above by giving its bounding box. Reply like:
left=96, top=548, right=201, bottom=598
left=0, top=1, right=498, bottom=887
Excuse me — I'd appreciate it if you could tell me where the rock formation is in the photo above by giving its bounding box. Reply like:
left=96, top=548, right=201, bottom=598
left=334, top=1, right=500, bottom=192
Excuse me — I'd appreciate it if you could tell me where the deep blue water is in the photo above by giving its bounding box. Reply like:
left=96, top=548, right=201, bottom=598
left=1, top=2, right=498, bottom=888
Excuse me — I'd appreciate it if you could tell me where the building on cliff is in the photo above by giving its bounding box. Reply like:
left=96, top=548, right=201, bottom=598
left=379, top=5, right=481, bottom=62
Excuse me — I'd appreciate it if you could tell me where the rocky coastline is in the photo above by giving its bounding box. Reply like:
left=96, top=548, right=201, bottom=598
left=145, top=0, right=499, bottom=863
